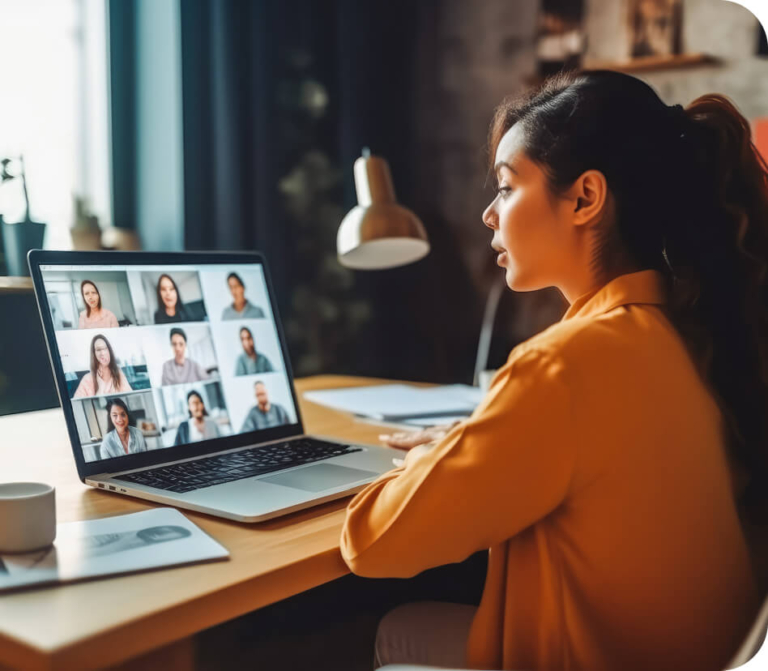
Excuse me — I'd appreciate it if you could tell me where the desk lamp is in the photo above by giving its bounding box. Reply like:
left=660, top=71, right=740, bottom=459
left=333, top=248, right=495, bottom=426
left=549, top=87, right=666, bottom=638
left=337, top=148, right=429, bottom=269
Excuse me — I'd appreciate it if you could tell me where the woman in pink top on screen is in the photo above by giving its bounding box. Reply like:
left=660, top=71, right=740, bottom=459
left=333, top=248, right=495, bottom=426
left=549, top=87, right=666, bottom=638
left=73, top=334, right=133, bottom=398
left=78, top=280, right=119, bottom=329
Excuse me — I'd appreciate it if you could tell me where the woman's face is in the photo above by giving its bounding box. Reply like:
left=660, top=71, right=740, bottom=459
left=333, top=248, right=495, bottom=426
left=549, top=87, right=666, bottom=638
left=482, top=124, right=576, bottom=292
left=93, top=338, right=111, bottom=367
left=188, top=395, right=205, bottom=420
left=82, top=283, right=100, bottom=309
left=240, top=329, right=255, bottom=355
left=159, top=277, right=178, bottom=309
left=228, top=277, right=245, bottom=303
left=110, top=405, right=128, bottom=431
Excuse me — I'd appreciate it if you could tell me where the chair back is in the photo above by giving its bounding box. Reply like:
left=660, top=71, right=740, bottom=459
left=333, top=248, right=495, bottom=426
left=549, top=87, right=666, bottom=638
left=726, top=591, right=768, bottom=669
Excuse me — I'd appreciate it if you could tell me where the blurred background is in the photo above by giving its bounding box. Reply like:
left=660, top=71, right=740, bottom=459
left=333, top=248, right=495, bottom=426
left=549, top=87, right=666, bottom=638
left=1, top=0, right=768, bottom=414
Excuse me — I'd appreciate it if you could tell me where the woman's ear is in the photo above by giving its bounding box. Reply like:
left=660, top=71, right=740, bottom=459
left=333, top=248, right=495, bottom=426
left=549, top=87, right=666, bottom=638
left=571, top=169, right=609, bottom=228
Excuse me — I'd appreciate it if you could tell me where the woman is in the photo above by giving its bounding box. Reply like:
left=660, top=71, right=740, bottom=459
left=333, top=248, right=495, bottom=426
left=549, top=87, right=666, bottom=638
left=100, top=398, right=147, bottom=458
left=78, top=280, right=118, bottom=329
left=342, top=70, right=768, bottom=671
left=173, top=391, right=221, bottom=445
left=153, top=274, right=192, bottom=324
left=73, top=334, right=133, bottom=398
left=221, top=272, right=265, bottom=320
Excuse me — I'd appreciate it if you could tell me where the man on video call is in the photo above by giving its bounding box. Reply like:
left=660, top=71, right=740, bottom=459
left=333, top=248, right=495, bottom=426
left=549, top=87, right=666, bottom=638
left=240, top=381, right=289, bottom=431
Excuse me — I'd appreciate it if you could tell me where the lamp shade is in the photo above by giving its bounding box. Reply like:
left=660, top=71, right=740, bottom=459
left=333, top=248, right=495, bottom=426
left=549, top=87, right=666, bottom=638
left=337, top=151, right=429, bottom=269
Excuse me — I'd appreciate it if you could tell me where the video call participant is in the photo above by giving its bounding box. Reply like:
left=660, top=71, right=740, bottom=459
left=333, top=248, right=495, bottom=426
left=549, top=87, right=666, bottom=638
left=78, top=280, right=119, bottom=329
left=154, top=274, right=193, bottom=324
left=234, top=327, right=274, bottom=376
left=240, top=381, right=290, bottom=432
left=174, top=390, right=221, bottom=444
left=161, top=328, right=210, bottom=386
left=221, top=272, right=265, bottom=320
left=100, top=397, right=147, bottom=458
left=73, top=335, right=133, bottom=398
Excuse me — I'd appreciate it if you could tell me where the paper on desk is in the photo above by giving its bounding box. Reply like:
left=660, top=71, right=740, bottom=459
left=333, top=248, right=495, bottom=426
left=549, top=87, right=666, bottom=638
left=303, top=384, right=484, bottom=421
left=0, top=507, right=229, bottom=593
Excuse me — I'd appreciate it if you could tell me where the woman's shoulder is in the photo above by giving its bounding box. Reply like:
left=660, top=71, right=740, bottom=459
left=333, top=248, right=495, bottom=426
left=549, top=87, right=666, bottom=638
left=507, top=303, right=680, bottom=379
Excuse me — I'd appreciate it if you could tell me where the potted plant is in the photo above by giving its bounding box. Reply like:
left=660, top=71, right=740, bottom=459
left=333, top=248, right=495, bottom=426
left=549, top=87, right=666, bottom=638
left=0, top=156, right=46, bottom=276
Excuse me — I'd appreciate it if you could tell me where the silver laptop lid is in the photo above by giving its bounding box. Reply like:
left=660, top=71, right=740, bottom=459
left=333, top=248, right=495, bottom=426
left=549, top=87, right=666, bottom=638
left=28, top=250, right=306, bottom=481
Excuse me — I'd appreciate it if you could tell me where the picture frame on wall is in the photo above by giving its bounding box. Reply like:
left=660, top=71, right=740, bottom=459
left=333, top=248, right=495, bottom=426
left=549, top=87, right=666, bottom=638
left=628, top=0, right=683, bottom=59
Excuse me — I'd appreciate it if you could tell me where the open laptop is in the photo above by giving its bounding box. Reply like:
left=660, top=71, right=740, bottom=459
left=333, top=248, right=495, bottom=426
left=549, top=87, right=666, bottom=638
left=28, top=250, right=403, bottom=522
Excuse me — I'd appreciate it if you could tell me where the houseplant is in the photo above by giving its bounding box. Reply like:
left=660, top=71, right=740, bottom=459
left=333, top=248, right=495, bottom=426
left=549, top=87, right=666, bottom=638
left=0, top=156, right=46, bottom=276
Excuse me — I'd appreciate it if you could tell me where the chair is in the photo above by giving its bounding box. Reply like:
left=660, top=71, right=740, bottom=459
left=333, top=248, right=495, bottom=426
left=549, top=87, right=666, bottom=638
left=378, top=590, right=768, bottom=671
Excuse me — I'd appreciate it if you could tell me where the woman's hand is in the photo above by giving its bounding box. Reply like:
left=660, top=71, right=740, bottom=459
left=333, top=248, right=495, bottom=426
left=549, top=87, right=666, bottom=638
left=379, top=422, right=457, bottom=450
left=381, top=422, right=461, bottom=468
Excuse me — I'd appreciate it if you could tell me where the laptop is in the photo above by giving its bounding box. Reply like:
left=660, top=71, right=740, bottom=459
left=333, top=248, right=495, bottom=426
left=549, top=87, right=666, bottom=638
left=28, top=250, right=403, bottom=522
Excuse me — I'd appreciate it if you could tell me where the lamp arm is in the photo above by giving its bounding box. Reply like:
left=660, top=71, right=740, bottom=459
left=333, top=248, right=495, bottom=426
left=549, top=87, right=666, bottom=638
left=473, top=277, right=505, bottom=387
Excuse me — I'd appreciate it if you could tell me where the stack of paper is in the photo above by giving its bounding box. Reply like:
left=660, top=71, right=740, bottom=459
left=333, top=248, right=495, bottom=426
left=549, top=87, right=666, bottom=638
left=303, top=384, right=484, bottom=428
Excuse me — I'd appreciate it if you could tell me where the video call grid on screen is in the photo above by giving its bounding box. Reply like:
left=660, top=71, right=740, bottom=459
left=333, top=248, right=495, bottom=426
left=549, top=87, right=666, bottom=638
left=39, top=263, right=299, bottom=463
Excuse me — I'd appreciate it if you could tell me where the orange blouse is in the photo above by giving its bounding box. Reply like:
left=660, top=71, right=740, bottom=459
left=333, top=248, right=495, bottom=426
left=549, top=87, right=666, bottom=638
left=341, top=270, right=758, bottom=671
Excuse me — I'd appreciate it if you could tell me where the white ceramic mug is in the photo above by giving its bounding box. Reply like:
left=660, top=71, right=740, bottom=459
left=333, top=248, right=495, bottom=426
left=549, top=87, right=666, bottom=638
left=0, top=482, right=56, bottom=553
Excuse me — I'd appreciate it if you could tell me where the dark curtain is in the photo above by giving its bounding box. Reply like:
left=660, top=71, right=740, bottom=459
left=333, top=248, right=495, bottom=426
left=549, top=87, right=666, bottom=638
left=180, top=0, right=291, bottom=315
left=110, top=0, right=482, bottom=382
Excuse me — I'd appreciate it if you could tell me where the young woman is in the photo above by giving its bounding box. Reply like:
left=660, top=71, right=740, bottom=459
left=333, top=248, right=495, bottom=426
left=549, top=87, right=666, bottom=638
left=100, top=398, right=147, bottom=458
left=78, top=280, right=118, bottom=329
left=173, top=390, right=221, bottom=444
left=221, top=272, right=265, bottom=320
left=73, top=335, right=133, bottom=398
left=154, top=274, right=192, bottom=324
left=341, top=70, right=768, bottom=671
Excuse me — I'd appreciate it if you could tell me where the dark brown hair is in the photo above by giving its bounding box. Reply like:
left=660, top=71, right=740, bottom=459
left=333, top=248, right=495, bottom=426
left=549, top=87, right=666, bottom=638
left=80, top=280, right=101, bottom=317
left=90, top=334, right=122, bottom=392
left=488, top=69, right=768, bottom=519
left=186, top=390, right=207, bottom=417
left=106, top=397, right=134, bottom=432
left=156, top=274, right=183, bottom=314
left=227, top=272, right=245, bottom=288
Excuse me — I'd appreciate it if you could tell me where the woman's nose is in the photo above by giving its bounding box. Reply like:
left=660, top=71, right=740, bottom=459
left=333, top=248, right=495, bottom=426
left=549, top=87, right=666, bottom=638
left=482, top=200, right=498, bottom=229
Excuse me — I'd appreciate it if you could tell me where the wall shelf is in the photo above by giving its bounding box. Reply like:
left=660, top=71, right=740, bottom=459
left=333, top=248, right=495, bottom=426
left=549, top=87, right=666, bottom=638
left=581, top=52, right=721, bottom=73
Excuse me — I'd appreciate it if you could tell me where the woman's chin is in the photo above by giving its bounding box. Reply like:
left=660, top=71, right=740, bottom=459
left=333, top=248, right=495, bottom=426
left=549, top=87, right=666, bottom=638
left=504, top=267, right=540, bottom=293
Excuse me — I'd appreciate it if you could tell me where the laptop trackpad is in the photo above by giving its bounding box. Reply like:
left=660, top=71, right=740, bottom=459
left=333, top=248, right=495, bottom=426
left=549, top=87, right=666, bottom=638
left=260, top=464, right=378, bottom=492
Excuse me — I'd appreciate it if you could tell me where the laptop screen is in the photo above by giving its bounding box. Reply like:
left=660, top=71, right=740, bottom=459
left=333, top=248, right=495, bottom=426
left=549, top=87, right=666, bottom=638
left=38, top=261, right=299, bottom=465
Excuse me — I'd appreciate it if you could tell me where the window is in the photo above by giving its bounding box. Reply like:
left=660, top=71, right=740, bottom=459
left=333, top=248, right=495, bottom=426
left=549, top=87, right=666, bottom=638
left=0, top=0, right=111, bottom=250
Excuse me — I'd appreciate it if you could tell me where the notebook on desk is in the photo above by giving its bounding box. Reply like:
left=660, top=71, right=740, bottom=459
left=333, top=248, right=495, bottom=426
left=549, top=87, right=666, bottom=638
left=28, top=250, right=403, bottom=522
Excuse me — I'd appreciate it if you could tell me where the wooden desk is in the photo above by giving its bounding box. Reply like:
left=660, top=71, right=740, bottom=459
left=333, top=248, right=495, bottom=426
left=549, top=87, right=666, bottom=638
left=0, top=375, right=405, bottom=670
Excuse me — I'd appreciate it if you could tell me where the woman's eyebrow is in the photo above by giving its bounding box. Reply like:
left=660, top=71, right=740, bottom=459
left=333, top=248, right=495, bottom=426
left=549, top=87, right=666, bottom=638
left=495, top=161, right=517, bottom=175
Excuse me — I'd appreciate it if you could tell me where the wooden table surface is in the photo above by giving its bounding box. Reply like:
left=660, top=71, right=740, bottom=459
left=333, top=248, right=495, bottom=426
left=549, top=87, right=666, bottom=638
left=0, top=375, right=412, bottom=670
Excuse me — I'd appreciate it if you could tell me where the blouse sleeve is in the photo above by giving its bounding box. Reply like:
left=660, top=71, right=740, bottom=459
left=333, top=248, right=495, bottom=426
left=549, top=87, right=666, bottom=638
left=100, top=432, right=119, bottom=459
left=73, top=374, right=94, bottom=398
left=108, top=311, right=119, bottom=328
left=78, top=312, right=86, bottom=329
left=340, top=347, right=576, bottom=579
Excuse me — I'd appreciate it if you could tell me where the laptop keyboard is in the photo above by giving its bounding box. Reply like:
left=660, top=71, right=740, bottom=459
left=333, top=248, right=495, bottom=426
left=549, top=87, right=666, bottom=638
left=114, top=438, right=363, bottom=494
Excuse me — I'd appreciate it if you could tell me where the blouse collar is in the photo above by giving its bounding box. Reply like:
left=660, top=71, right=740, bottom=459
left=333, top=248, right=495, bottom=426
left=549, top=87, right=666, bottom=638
left=561, top=269, right=667, bottom=322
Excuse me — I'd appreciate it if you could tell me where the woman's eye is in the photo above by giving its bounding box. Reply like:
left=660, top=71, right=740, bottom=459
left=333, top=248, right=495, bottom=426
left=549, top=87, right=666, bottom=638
left=497, top=186, right=512, bottom=197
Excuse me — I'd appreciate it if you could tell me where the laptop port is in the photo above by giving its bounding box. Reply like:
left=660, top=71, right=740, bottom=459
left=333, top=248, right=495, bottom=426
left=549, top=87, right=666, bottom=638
left=108, top=485, right=116, bottom=491
left=98, top=483, right=105, bottom=489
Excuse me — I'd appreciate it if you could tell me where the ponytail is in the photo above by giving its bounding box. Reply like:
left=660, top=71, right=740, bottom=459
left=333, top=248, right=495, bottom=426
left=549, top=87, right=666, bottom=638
left=665, top=94, right=768, bottom=520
